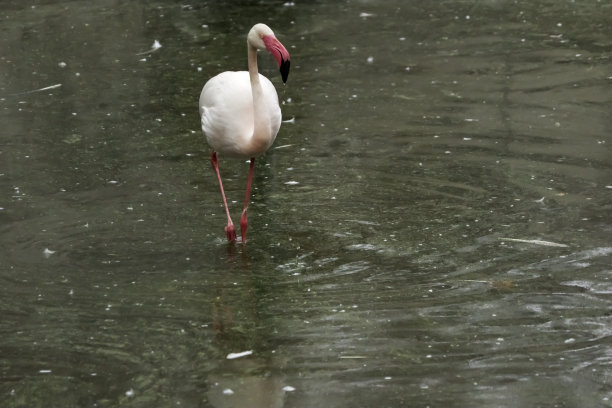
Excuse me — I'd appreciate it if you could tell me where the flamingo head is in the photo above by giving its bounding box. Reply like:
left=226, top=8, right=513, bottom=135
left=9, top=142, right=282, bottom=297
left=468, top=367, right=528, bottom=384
left=248, top=24, right=291, bottom=83
left=263, top=35, right=290, bottom=83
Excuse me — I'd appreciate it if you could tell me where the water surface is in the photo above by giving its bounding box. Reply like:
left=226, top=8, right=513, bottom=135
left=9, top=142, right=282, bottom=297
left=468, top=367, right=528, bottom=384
left=1, top=1, right=611, bottom=407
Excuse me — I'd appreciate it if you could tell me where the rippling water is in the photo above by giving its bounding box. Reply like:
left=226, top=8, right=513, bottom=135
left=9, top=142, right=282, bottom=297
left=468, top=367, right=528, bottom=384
left=1, top=1, right=611, bottom=407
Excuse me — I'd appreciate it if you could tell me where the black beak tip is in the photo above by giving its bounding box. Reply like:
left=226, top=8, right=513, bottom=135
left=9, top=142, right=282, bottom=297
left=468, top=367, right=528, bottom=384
left=280, top=59, right=290, bottom=83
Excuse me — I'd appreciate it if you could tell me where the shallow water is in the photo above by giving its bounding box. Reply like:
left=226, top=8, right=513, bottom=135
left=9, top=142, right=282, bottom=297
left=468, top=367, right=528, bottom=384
left=1, top=1, right=611, bottom=407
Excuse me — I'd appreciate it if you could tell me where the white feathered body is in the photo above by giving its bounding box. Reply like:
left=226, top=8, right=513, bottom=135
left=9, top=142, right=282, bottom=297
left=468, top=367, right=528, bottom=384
left=199, top=71, right=281, bottom=159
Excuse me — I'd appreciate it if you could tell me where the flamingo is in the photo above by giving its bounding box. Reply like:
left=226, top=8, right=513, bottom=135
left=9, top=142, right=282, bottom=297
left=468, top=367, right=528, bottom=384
left=199, top=24, right=290, bottom=243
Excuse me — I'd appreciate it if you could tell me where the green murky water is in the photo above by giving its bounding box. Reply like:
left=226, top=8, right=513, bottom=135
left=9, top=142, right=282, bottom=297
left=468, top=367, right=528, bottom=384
left=1, top=1, right=611, bottom=407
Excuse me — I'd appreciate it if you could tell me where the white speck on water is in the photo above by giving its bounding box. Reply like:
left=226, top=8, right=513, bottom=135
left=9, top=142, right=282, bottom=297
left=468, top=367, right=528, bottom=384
left=223, top=388, right=234, bottom=395
left=367, top=56, right=374, bottom=63
left=152, top=40, right=162, bottom=50
left=283, top=385, right=296, bottom=392
left=226, top=350, right=253, bottom=360
left=43, top=248, right=56, bottom=258
left=125, top=389, right=135, bottom=397
left=564, top=338, right=576, bottom=344
left=39, top=369, right=52, bottom=374
left=359, top=12, right=375, bottom=18
left=285, top=181, right=299, bottom=185
left=58, top=62, right=67, bottom=68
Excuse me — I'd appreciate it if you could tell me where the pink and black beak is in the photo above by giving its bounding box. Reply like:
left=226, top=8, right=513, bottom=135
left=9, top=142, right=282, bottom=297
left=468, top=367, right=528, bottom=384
left=263, top=35, right=291, bottom=83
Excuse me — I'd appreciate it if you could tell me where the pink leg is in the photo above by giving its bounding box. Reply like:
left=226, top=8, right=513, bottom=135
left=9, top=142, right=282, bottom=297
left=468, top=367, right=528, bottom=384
left=240, top=157, right=255, bottom=243
left=210, top=151, right=236, bottom=242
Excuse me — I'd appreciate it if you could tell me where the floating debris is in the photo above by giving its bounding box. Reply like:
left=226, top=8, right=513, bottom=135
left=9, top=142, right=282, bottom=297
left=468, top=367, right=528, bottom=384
left=499, top=237, right=568, bottom=248
left=136, top=40, right=162, bottom=55
left=274, top=144, right=293, bottom=149
left=226, top=350, right=253, bottom=360
left=43, top=248, right=56, bottom=258
left=10, top=83, right=62, bottom=96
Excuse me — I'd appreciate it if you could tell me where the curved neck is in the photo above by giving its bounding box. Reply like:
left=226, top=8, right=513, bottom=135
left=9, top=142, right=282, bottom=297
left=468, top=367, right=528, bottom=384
left=247, top=43, right=260, bottom=85
left=247, top=43, right=271, bottom=154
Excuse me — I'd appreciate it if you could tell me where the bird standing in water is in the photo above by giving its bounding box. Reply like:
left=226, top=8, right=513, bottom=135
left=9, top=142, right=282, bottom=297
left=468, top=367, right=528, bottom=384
left=199, top=24, right=290, bottom=243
